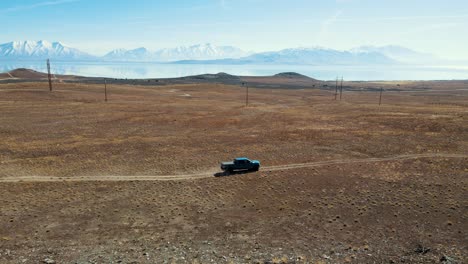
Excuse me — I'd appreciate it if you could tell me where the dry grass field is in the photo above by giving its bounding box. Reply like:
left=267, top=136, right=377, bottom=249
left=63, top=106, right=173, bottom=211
left=0, top=77, right=467, bottom=263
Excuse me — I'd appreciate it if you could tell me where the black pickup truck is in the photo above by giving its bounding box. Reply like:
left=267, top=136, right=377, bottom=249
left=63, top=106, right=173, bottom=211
left=220, top=157, right=260, bottom=173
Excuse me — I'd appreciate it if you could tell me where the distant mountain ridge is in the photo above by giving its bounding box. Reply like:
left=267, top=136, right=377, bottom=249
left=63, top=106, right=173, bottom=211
left=241, top=47, right=395, bottom=65
left=0, top=40, right=442, bottom=65
left=153, top=43, right=249, bottom=61
left=102, top=47, right=152, bottom=61
left=350, top=45, right=439, bottom=64
left=102, top=43, right=250, bottom=62
left=0, top=40, right=95, bottom=60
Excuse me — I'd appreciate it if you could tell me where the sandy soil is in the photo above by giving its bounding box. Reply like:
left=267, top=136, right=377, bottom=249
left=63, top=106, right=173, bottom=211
left=0, top=76, right=467, bottom=263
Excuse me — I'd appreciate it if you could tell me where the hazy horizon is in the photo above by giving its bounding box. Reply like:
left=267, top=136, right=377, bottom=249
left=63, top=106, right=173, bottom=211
left=3, top=60, right=468, bottom=81
left=1, top=0, right=468, bottom=60
left=0, top=40, right=440, bottom=57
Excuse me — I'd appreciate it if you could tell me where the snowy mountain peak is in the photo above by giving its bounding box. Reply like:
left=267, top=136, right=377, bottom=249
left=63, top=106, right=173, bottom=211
left=106, top=48, right=128, bottom=54
left=154, top=43, right=250, bottom=61
left=103, top=47, right=153, bottom=61
left=133, top=47, right=148, bottom=52
left=193, top=43, right=212, bottom=48
left=1, top=40, right=94, bottom=60
left=37, top=40, right=51, bottom=45
left=293, top=46, right=335, bottom=51
left=102, top=43, right=250, bottom=62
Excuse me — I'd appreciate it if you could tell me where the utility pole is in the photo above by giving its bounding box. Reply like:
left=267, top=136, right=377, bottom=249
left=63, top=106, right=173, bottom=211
left=104, top=79, right=108, bottom=102
left=339, top=76, right=343, bottom=100
left=379, top=87, right=383, bottom=106
left=334, top=77, right=338, bottom=100
left=243, top=82, right=248, bottom=106
left=46, top=59, right=52, bottom=91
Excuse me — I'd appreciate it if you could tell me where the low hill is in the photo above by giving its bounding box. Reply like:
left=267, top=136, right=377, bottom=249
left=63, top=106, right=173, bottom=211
left=183, top=72, right=241, bottom=81
left=0, top=68, right=82, bottom=82
left=241, top=72, right=321, bottom=89
left=274, top=72, right=312, bottom=79
left=4, top=68, right=49, bottom=79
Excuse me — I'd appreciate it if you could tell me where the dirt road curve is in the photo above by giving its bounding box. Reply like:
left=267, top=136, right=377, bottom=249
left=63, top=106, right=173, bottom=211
left=1, top=153, right=466, bottom=183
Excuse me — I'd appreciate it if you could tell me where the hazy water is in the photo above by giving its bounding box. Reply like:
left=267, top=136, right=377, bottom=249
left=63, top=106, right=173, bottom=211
left=1, top=60, right=467, bottom=81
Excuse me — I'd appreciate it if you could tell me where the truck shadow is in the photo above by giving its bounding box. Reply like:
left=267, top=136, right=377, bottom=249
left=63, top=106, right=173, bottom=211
left=213, top=170, right=256, bottom=177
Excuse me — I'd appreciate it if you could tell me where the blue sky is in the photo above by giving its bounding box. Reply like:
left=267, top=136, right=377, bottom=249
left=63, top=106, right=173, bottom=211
left=1, top=0, right=468, bottom=59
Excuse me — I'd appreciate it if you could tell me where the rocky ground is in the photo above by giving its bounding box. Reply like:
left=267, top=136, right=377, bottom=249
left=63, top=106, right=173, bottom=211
left=0, top=77, right=466, bottom=263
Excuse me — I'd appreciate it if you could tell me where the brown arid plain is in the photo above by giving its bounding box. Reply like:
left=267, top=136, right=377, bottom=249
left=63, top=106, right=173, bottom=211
left=0, top=69, right=467, bottom=263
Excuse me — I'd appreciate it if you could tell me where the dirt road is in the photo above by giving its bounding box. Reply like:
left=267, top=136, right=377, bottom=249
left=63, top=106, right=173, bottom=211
left=1, top=153, right=465, bottom=183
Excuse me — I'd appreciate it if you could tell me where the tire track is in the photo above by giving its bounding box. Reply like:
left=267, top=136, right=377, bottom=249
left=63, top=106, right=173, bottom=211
left=0, top=153, right=465, bottom=183
left=264, top=153, right=467, bottom=171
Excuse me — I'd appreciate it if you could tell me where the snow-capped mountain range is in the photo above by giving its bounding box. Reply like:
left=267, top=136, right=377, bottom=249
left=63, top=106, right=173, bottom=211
left=0, top=40, right=441, bottom=65
left=243, top=47, right=394, bottom=65
left=101, top=43, right=250, bottom=62
left=102, top=47, right=152, bottom=61
left=154, top=44, right=249, bottom=61
left=0, top=40, right=94, bottom=60
left=350, top=45, right=438, bottom=64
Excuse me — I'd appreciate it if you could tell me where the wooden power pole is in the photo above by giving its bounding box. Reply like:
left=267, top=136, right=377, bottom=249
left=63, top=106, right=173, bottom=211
left=339, top=77, right=343, bottom=100
left=334, top=77, right=338, bottom=100
left=46, top=59, right=52, bottom=91
left=104, top=79, right=108, bottom=102
left=379, top=87, right=383, bottom=105
left=243, top=82, right=249, bottom=106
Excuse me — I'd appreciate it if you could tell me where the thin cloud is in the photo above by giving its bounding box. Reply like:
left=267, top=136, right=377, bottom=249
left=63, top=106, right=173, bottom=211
left=1, top=0, right=78, bottom=13
left=336, top=14, right=468, bottom=22
left=318, top=10, right=343, bottom=41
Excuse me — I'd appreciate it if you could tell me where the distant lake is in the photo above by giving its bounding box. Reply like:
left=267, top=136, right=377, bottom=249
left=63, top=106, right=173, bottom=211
left=1, top=60, right=467, bottom=81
